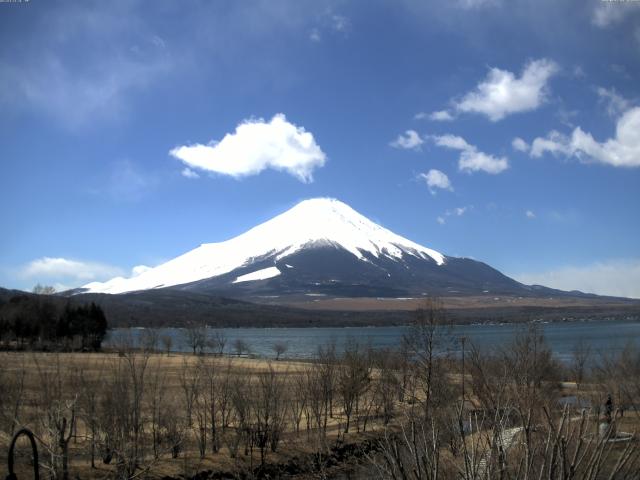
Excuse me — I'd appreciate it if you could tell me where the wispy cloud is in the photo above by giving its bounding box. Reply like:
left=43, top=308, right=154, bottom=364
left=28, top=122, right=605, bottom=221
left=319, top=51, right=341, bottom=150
left=592, top=2, right=640, bottom=27
left=309, top=10, right=351, bottom=41
left=91, top=160, right=159, bottom=202
left=431, top=134, right=509, bottom=174
left=181, top=168, right=200, bottom=179
left=525, top=210, right=536, bottom=219
left=0, top=3, right=171, bottom=129
left=437, top=205, right=473, bottom=224
left=455, top=0, right=500, bottom=9
left=512, top=259, right=640, bottom=299
left=170, top=114, right=326, bottom=183
left=597, top=87, right=630, bottom=117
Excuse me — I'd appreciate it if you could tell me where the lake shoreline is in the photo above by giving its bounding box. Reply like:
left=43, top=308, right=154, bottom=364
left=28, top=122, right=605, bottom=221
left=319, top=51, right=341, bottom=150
left=105, top=317, right=640, bottom=362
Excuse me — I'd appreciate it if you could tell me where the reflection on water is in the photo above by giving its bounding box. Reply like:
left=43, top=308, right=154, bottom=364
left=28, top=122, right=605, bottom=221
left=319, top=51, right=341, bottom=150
left=106, top=318, right=640, bottom=362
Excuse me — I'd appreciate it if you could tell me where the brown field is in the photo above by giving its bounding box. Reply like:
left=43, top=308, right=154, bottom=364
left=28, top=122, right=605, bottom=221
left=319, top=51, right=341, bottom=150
left=1, top=325, right=639, bottom=480
left=0, top=350, right=392, bottom=480
left=278, top=294, right=640, bottom=311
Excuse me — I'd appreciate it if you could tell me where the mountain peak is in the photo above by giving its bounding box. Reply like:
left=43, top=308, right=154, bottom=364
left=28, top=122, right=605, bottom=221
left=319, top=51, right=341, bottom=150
left=83, top=198, right=445, bottom=294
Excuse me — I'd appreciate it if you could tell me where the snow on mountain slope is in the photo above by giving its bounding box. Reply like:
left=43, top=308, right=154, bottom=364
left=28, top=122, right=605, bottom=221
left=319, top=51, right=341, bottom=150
left=232, top=267, right=281, bottom=284
left=82, top=198, right=445, bottom=294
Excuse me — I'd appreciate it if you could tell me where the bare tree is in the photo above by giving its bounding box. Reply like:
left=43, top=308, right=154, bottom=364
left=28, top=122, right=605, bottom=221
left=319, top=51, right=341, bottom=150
left=179, top=357, right=201, bottom=428
left=148, top=358, right=168, bottom=460
left=77, top=358, right=105, bottom=468
left=371, top=348, right=399, bottom=425
left=229, top=372, right=252, bottom=459
left=289, top=372, right=308, bottom=434
left=337, top=339, right=371, bottom=433
left=570, top=338, right=591, bottom=394
left=183, top=324, right=207, bottom=355
left=32, top=283, right=57, bottom=295
left=140, top=328, right=159, bottom=353
left=207, top=330, right=227, bottom=356
left=98, top=350, right=151, bottom=479
left=272, top=341, right=288, bottom=360
left=218, top=359, right=234, bottom=433
left=232, top=338, right=250, bottom=357
left=202, top=356, right=221, bottom=453
left=160, top=334, right=173, bottom=356
left=253, top=364, right=287, bottom=465
left=193, top=359, right=208, bottom=458
left=34, top=355, right=77, bottom=480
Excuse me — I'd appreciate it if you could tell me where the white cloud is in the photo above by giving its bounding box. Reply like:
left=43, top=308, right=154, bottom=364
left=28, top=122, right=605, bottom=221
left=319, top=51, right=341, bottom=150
left=525, top=210, right=536, bottom=219
left=512, top=259, right=640, bottom=299
left=131, top=265, right=152, bottom=277
left=437, top=216, right=446, bottom=225
left=390, top=130, right=424, bottom=150
left=592, top=2, right=640, bottom=27
left=530, top=106, right=640, bottom=168
left=431, top=134, right=509, bottom=174
left=309, top=28, right=321, bottom=42
left=455, top=0, right=499, bottom=8
left=181, top=167, right=200, bottom=179
left=450, top=58, right=558, bottom=121
left=530, top=130, right=572, bottom=158
left=428, top=110, right=455, bottom=121
left=432, top=134, right=472, bottom=150
left=512, top=137, right=529, bottom=152
left=597, top=87, right=630, bottom=117
left=19, top=257, right=124, bottom=288
left=418, top=169, right=453, bottom=194
left=170, top=114, right=327, bottom=183
left=459, top=150, right=509, bottom=174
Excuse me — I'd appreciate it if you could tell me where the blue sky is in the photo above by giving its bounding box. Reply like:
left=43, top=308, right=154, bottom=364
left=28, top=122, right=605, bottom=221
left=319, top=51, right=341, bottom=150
left=1, top=0, right=639, bottom=297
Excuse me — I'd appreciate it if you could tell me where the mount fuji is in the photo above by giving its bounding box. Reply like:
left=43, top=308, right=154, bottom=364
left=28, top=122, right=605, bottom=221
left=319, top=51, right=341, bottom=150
left=62, top=198, right=640, bottom=327
left=82, top=198, right=535, bottom=299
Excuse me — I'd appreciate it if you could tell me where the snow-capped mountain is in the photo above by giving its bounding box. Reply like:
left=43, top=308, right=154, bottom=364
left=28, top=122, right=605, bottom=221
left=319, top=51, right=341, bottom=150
left=82, top=198, right=527, bottom=298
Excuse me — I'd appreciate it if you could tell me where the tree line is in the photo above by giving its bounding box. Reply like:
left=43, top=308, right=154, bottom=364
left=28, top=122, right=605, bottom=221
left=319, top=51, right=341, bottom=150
left=0, top=289, right=108, bottom=351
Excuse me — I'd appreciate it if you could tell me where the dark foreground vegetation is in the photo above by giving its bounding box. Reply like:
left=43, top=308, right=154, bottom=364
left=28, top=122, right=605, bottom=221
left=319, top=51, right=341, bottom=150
left=1, top=286, right=639, bottom=329
left=0, top=290, right=107, bottom=351
left=1, top=299, right=640, bottom=479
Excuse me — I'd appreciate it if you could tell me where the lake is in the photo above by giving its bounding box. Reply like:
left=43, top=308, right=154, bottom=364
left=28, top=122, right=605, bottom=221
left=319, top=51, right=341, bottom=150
left=105, top=318, right=640, bottom=363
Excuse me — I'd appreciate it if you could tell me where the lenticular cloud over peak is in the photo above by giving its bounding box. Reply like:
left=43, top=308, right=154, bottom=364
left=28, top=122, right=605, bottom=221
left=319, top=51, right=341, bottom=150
left=169, top=113, right=327, bottom=182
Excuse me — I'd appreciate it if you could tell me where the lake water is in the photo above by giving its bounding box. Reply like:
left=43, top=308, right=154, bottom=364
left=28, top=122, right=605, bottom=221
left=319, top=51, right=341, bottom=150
left=106, top=318, right=640, bottom=363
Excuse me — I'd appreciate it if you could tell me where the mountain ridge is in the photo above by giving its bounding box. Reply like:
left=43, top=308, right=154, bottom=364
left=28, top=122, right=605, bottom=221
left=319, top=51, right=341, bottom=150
left=77, top=198, right=632, bottom=303
left=81, top=198, right=447, bottom=295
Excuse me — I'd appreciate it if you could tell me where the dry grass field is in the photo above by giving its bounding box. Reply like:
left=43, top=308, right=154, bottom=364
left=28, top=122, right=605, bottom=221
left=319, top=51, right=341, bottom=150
left=279, top=294, right=640, bottom=312
left=2, top=318, right=640, bottom=480
left=0, top=350, right=396, bottom=480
